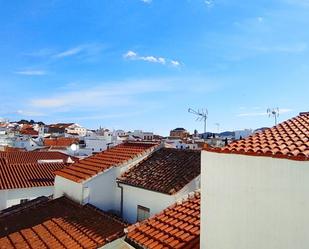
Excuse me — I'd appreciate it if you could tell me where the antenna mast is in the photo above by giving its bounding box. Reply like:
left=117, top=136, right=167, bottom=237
left=267, top=107, right=279, bottom=125
left=188, top=108, right=208, bottom=134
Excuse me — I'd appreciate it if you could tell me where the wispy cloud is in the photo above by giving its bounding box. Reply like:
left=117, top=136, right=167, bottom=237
left=15, top=70, right=47, bottom=76
left=283, top=0, right=309, bottom=7
left=237, top=108, right=292, bottom=117
left=25, top=43, right=105, bottom=61
left=141, top=0, right=152, bottom=3
left=252, top=42, right=307, bottom=53
left=30, top=79, right=175, bottom=109
left=204, top=0, right=214, bottom=8
left=123, top=50, right=181, bottom=67
left=15, top=110, right=46, bottom=117
left=53, top=46, right=84, bottom=58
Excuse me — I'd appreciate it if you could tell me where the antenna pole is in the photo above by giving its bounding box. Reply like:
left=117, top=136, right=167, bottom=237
left=267, top=107, right=280, bottom=126
left=188, top=108, right=208, bottom=136
left=204, top=117, right=206, bottom=134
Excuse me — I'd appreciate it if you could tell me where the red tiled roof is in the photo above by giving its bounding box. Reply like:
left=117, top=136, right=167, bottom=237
left=125, top=191, right=200, bottom=249
left=20, top=128, right=38, bottom=136
left=44, top=137, right=79, bottom=147
left=0, top=159, right=66, bottom=190
left=205, top=112, right=309, bottom=161
left=0, top=151, right=75, bottom=190
left=0, top=151, right=75, bottom=165
left=55, top=142, right=159, bottom=183
left=118, top=148, right=201, bottom=195
left=0, top=196, right=127, bottom=248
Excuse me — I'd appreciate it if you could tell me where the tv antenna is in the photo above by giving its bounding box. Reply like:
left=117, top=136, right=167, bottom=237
left=267, top=107, right=279, bottom=125
left=188, top=108, right=208, bottom=134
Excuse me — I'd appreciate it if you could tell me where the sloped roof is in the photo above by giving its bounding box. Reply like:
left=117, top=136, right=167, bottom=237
left=55, top=142, right=159, bottom=183
left=125, top=191, right=200, bottom=249
left=0, top=158, right=66, bottom=190
left=0, top=151, right=74, bottom=165
left=118, top=148, right=201, bottom=195
left=0, top=196, right=127, bottom=249
left=20, top=128, right=39, bottom=136
left=0, top=151, right=75, bottom=190
left=205, top=112, right=309, bottom=161
left=44, top=137, right=78, bottom=147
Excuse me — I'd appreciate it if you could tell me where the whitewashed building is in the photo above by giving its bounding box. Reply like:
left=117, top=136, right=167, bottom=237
left=117, top=148, right=201, bottom=223
left=54, top=142, right=159, bottom=215
left=201, top=112, right=309, bottom=249
left=65, top=123, right=87, bottom=137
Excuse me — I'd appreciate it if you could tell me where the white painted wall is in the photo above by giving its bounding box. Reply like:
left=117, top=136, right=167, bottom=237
left=84, top=152, right=155, bottom=214
left=54, top=176, right=83, bottom=203
left=53, top=148, right=159, bottom=214
left=201, top=151, right=309, bottom=249
left=0, top=190, right=7, bottom=210
left=120, top=176, right=201, bottom=224
left=0, top=186, right=53, bottom=210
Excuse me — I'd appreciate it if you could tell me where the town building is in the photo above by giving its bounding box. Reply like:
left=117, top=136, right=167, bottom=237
left=117, top=148, right=201, bottom=223
left=201, top=112, right=309, bottom=249
left=65, top=123, right=87, bottom=137
left=125, top=190, right=200, bottom=249
left=0, top=151, right=75, bottom=210
left=54, top=142, right=159, bottom=215
left=170, top=127, right=190, bottom=139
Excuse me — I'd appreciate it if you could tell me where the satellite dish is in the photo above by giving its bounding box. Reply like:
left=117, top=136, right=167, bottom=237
left=70, top=143, right=78, bottom=151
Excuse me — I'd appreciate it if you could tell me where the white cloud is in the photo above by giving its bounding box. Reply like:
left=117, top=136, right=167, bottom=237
left=253, top=43, right=307, bottom=53
left=124, top=50, right=137, bottom=58
left=53, top=46, right=83, bottom=58
left=205, top=0, right=214, bottom=8
left=141, top=0, right=152, bottom=3
left=15, top=70, right=47, bottom=76
left=15, top=110, right=45, bottom=117
left=123, top=50, right=181, bottom=67
left=237, top=108, right=292, bottom=117
left=51, top=43, right=105, bottom=60
left=257, top=16, right=264, bottom=23
left=283, top=0, right=309, bottom=7
left=30, top=79, right=174, bottom=109
left=171, top=60, right=181, bottom=67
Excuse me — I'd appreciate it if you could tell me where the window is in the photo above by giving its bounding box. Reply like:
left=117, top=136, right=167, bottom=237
left=137, top=205, right=150, bottom=222
left=20, top=199, right=29, bottom=204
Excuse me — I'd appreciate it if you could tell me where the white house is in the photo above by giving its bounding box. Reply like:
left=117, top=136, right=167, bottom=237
left=65, top=123, right=87, bottom=137
left=54, top=142, right=159, bottom=215
left=130, top=130, right=154, bottom=140
left=14, top=136, right=43, bottom=151
left=0, top=151, right=74, bottom=210
left=117, top=148, right=201, bottom=223
left=201, top=112, right=309, bottom=249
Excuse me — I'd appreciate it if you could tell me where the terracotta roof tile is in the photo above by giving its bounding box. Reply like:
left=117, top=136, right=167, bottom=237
left=0, top=197, right=127, bottom=249
left=125, top=191, right=200, bottom=249
left=0, top=151, right=74, bottom=165
left=205, top=112, right=309, bottom=161
left=44, top=137, right=79, bottom=147
left=118, top=148, right=201, bottom=195
left=20, top=128, right=38, bottom=136
left=55, top=142, right=158, bottom=183
left=0, top=151, right=74, bottom=190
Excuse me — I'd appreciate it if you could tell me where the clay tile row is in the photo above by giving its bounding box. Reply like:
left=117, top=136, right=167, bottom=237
left=206, top=112, right=309, bottom=161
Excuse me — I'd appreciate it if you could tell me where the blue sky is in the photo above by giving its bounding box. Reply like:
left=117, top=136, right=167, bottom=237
left=0, top=0, right=309, bottom=135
